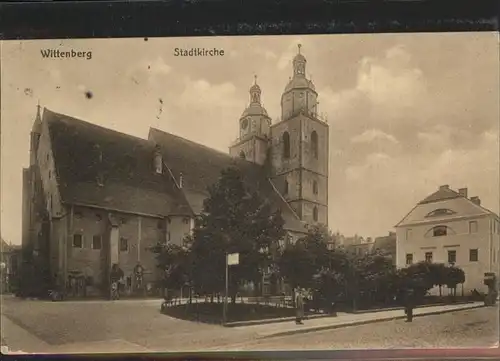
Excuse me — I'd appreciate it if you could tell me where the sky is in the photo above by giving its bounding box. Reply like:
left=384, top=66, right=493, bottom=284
left=1, top=33, right=499, bottom=244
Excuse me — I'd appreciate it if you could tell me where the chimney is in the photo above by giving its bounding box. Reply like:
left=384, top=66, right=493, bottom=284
left=179, top=172, right=184, bottom=189
left=154, top=146, right=162, bottom=174
left=458, top=188, right=468, bottom=198
left=471, top=196, right=481, bottom=206
left=439, top=184, right=450, bottom=191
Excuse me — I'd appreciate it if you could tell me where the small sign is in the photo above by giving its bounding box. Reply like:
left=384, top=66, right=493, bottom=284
left=227, top=253, right=239, bottom=266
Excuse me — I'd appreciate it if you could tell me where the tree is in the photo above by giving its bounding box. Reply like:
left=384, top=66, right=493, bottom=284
left=398, top=262, right=435, bottom=300
left=428, top=263, right=448, bottom=297
left=189, top=166, right=285, bottom=302
left=445, top=266, right=466, bottom=298
left=278, top=225, right=333, bottom=296
left=150, top=242, right=191, bottom=300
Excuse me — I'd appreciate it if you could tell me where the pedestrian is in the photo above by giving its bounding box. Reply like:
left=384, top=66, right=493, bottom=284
left=404, top=289, right=415, bottom=322
left=295, top=288, right=304, bottom=325
left=110, top=264, right=124, bottom=300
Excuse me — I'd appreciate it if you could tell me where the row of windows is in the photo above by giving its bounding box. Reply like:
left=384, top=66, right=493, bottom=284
left=406, top=221, right=479, bottom=240
left=282, top=131, right=319, bottom=160
left=72, top=234, right=129, bottom=252
left=405, top=248, right=479, bottom=265
left=283, top=180, right=319, bottom=196
left=72, top=233, right=175, bottom=250
left=72, top=212, right=187, bottom=228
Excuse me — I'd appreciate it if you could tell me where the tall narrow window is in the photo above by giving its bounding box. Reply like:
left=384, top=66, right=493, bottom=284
left=312, top=180, right=318, bottom=195
left=92, top=235, right=102, bottom=250
left=447, top=250, right=456, bottom=264
left=120, top=237, right=129, bottom=252
left=284, top=180, right=289, bottom=195
left=313, top=206, right=318, bottom=222
left=469, top=249, right=478, bottom=262
left=282, top=132, right=290, bottom=159
left=73, top=234, right=83, bottom=248
left=406, top=229, right=412, bottom=240
left=469, top=221, right=478, bottom=234
left=405, top=253, right=413, bottom=265
left=425, top=252, right=433, bottom=263
left=239, top=150, right=246, bottom=159
left=311, top=131, right=318, bottom=159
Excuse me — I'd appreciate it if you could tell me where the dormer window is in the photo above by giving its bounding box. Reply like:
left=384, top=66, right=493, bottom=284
left=425, top=209, right=456, bottom=217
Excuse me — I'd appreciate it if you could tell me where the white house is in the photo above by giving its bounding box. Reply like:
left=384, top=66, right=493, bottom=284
left=395, top=185, right=500, bottom=295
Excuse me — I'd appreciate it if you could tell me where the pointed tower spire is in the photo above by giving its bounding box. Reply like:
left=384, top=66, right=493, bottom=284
left=298, top=43, right=302, bottom=54
left=36, top=100, right=41, bottom=122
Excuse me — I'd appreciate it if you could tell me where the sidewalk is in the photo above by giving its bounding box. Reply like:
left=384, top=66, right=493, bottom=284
left=242, top=301, right=486, bottom=339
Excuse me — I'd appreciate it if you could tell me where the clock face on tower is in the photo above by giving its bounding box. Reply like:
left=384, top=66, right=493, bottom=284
left=241, top=118, right=248, bottom=129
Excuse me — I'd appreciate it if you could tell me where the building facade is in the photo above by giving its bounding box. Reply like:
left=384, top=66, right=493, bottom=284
left=1, top=239, right=21, bottom=294
left=21, top=46, right=329, bottom=298
left=395, top=185, right=500, bottom=295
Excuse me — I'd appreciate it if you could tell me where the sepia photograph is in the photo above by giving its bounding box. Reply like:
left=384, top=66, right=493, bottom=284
left=1, top=32, right=499, bottom=354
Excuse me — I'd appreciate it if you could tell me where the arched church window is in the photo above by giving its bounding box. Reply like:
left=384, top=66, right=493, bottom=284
left=311, top=131, right=318, bottom=159
left=239, top=151, right=246, bottom=159
left=313, top=206, right=318, bottom=222
left=312, top=180, right=318, bottom=195
left=283, top=132, right=290, bottom=159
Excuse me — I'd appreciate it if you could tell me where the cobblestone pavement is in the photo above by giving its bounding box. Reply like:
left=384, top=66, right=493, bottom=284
left=2, top=295, right=498, bottom=353
left=0, top=295, right=262, bottom=352
left=221, top=307, right=499, bottom=351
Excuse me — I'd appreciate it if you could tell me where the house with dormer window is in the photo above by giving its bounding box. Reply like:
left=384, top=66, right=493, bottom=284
left=395, top=184, right=500, bottom=295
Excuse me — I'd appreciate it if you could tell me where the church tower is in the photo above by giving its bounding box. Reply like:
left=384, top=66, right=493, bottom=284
left=270, top=45, right=329, bottom=226
left=229, top=76, right=272, bottom=165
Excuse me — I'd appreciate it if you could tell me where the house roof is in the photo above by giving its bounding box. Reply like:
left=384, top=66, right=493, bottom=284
left=45, top=109, right=192, bottom=217
left=418, top=187, right=462, bottom=204
left=149, top=128, right=307, bottom=233
left=1, top=238, right=10, bottom=252
left=396, top=186, right=498, bottom=227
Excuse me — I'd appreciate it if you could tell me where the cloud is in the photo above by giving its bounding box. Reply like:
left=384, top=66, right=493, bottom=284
left=351, top=129, right=399, bottom=144
left=277, top=38, right=304, bottom=70
left=126, top=57, right=172, bottom=87
left=177, top=77, right=238, bottom=111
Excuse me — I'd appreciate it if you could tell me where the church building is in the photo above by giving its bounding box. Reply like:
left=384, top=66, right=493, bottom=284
left=21, top=45, right=329, bottom=298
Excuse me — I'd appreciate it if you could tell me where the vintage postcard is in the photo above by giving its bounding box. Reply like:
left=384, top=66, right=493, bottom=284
left=1, top=33, right=499, bottom=354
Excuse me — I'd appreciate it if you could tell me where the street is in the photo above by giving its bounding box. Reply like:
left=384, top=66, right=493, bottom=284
left=227, top=307, right=499, bottom=350
left=1, top=295, right=498, bottom=353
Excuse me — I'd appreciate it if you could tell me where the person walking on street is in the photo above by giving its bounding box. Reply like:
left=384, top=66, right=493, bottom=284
left=295, top=288, right=304, bottom=325
left=404, top=289, right=415, bottom=322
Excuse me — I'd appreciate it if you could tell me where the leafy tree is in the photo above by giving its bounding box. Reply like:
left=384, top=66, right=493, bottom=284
left=189, top=166, right=285, bottom=302
left=428, top=263, right=448, bottom=297
left=445, top=266, right=466, bottom=298
left=278, top=225, right=334, bottom=298
left=151, top=243, right=191, bottom=293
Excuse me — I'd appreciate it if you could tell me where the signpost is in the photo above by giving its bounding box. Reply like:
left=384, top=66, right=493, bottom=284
left=223, top=253, right=239, bottom=324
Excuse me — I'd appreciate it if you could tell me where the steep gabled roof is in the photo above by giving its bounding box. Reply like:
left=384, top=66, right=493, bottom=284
left=149, top=128, right=307, bottom=233
left=45, top=109, right=192, bottom=217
